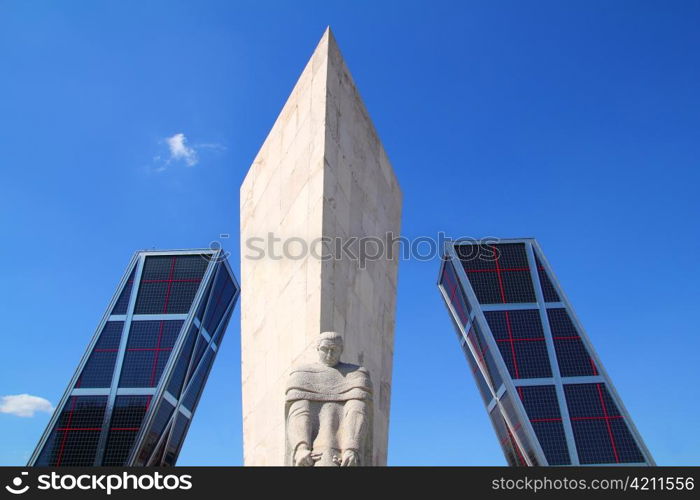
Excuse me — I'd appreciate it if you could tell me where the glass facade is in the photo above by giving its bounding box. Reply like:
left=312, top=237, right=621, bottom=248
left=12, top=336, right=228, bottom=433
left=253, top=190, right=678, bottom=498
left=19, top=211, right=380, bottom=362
left=438, top=239, right=653, bottom=466
left=29, top=249, right=239, bottom=466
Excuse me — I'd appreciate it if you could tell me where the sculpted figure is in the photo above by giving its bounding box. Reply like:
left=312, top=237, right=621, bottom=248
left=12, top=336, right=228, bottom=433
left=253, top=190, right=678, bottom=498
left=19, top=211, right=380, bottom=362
left=285, top=332, right=373, bottom=466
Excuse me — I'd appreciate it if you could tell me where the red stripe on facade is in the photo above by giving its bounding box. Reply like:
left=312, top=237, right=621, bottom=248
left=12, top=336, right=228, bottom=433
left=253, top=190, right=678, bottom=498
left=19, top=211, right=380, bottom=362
left=55, top=397, right=77, bottom=466
left=571, top=415, right=623, bottom=421
left=494, top=255, right=507, bottom=303
left=56, top=427, right=102, bottom=431
left=597, top=383, right=620, bottom=463
left=96, top=347, right=172, bottom=352
left=142, top=278, right=200, bottom=283
left=443, top=266, right=468, bottom=324
left=504, top=311, right=520, bottom=378
left=465, top=266, right=544, bottom=273
left=469, top=334, right=490, bottom=375
left=162, top=257, right=177, bottom=314
left=589, top=357, right=598, bottom=376
left=497, top=337, right=545, bottom=343
left=149, top=321, right=166, bottom=386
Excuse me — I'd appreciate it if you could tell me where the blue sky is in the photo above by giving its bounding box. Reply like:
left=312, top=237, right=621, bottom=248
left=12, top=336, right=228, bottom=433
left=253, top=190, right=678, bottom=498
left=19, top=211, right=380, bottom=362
left=0, top=0, right=698, bottom=465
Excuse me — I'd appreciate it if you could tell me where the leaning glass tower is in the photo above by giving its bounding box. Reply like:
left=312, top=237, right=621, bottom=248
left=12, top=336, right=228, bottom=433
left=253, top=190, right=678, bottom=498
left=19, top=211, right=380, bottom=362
left=28, top=249, right=239, bottom=466
left=438, top=239, right=654, bottom=466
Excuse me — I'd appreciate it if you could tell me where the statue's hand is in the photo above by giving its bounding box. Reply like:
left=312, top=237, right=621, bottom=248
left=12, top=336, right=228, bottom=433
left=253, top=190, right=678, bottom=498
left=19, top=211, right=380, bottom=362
left=340, top=449, right=359, bottom=467
left=294, top=445, right=314, bottom=467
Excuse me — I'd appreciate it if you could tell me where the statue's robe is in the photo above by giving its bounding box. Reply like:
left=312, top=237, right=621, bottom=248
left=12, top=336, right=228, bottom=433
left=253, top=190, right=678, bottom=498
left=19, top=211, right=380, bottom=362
left=285, top=362, right=372, bottom=466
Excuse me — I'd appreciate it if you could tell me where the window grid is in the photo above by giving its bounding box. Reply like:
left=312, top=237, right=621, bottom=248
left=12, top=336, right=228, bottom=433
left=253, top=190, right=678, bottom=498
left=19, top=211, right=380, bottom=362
left=134, top=255, right=207, bottom=314
left=31, top=252, right=240, bottom=468
left=76, top=321, right=125, bottom=388
left=111, top=268, right=136, bottom=315
left=484, top=310, right=551, bottom=379
left=564, top=383, right=644, bottom=464
left=457, top=243, right=536, bottom=304
left=518, top=385, right=570, bottom=465
left=37, top=396, right=107, bottom=466
left=119, top=320, right=184, bottom=388
left=439, top=260, right=470, bottom=326
left=547, top=308, right=598, bottom=377
left=439, top=242, right=652, bottom=467
left=534, top=254, right=560, bottom=302
left=102, top=395, right=152, bottom=466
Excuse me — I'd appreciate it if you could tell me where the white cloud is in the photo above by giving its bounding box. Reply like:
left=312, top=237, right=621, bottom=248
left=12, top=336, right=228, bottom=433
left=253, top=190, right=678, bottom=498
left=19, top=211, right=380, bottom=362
left=149, top=133, right=225, bottom=173
left=0, top=394, right=53, bottom=418
left=165, top=132, right=198, bottom=167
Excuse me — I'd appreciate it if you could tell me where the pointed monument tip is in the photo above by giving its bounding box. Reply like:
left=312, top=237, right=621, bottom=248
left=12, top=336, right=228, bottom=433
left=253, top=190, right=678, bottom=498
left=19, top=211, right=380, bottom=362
left=320, top=25, right=335, bottom=44
left=312, top=25, right=338, bottom=60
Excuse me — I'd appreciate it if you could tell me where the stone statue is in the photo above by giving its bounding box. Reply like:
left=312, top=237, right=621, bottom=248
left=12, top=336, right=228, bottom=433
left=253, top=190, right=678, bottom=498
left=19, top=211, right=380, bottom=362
left=285, top=332, right=373, bottom=466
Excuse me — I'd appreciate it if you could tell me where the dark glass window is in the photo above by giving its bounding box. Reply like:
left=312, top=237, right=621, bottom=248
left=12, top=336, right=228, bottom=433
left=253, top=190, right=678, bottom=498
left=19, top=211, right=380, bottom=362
left=149, top=431, right=168, bottom=465
left=534, top=254, right=560, bottom=302
left=518, top=385, right=570, bottom=465
left=547, top=309, right=597, bottom=377
left=134, top=255, right=208, bottom=314
left=167, top=324, right=198, bottom=399
left=564, top=383, right=645, bottom=464
left=202, top=266, right=236, bottom=334
left=195, top=273, right=214, bottom=321
left=77, top=321, right=124, bottom=388
left=103, top=395, right=151, bottom=465
left=456, top=243, right=536, bottom=304
left=462, top=341, right=493, bottom=405
left=466, top=321, right=503, bottom=392
left=181, top=348, right=214, bottom=411
left=484, top=310, right=551, bottom=379
left=93, top=321, right=124, bottom=350
left=163, top=414, right=189, bottom=466
left=78, top=351, right=117, bottom=388
left=439, top=259, right=471, bottom=326
left=119, top=320, right=184, bottom=388
left=112, top=267, right=137, bottom=315
left=35, top=396, right=107, bottom=466
left=489, top=406, right=528, bottom=466
left=212, top=303, right=234, bottom=348
left=133, top=400, right=174, bottom=466
left=186, top=334, right=209, bottom=388
left=500, top=392, right=540, bottom=466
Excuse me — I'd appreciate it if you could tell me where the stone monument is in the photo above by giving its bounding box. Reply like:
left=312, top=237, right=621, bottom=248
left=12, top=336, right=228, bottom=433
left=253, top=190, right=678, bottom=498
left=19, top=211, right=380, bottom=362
left=286, top=332, right=372, bottom=466
left=240, top=27, right=401, bottom=465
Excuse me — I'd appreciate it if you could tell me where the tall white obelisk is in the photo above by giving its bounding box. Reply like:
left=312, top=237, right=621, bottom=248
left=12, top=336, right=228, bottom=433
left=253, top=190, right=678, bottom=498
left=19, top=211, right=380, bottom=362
left=240, top=28, right=401, bottom=465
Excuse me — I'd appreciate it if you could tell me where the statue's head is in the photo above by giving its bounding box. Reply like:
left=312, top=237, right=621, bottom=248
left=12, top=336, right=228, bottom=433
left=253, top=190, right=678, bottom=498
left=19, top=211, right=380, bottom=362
left=316, top=331, right=343, bottom=367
